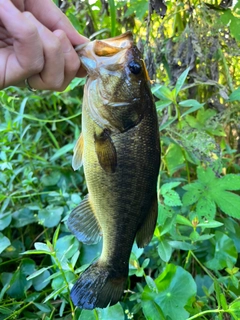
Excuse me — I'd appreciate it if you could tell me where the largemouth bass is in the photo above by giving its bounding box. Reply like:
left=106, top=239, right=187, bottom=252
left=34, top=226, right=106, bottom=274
left=68, top=31, right=160, bottom=310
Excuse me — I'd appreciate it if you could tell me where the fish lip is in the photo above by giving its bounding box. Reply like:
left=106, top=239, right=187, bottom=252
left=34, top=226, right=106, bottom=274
left=75, top=42, right=89, bottom=53
left=75, top=31, right=134, bottom=57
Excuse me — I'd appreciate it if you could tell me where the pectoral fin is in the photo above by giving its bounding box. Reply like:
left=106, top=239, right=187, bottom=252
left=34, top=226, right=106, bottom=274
left=72, top=133, right=84, bottom=171
left=94, top=130, right=117, bottom=173
left=136, top=196, right=158, bottom=248
left=67, top=195, right=102, bottom=245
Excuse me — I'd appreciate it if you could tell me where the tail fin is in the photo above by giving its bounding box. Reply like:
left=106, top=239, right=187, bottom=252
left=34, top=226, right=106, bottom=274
left=70, top=262, right=127, bottom=310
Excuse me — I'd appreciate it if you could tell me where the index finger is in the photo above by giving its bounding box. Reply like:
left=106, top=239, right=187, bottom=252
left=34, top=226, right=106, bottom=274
left=25, top=0, right=88, bottom=46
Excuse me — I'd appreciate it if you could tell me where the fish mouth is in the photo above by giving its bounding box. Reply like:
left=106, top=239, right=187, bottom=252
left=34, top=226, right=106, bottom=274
left=75, top=31, right=133, bottom=56
left=75, top=32, right=134, bottom=74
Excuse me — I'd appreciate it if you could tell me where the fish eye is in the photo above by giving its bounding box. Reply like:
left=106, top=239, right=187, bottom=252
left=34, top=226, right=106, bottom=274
left=128, top=61, right=142, bottom=75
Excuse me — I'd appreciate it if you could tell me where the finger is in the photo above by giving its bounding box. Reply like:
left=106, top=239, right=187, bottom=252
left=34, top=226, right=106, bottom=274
left=53, top=30, right=81, bottom=90
left=24, top=12, right=65, bottom=91
left=0, top=0, right=44, bottom=86
left=25, top=0, right=89, bottom=46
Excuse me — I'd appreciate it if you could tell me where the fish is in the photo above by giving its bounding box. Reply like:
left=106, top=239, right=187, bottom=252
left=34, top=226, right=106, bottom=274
left=67, top=31, right=160, bottom=310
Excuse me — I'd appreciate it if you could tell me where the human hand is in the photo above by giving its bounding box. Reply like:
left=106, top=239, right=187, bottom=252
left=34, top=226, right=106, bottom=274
left=0, top=0, right=88, bottom=91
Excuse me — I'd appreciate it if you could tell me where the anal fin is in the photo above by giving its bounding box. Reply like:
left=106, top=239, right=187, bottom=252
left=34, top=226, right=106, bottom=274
left=67, top=195, right=102, bottom=245
left=72, top=133, right=84, bottom=171
left=136, top=196, right=158, bottom=248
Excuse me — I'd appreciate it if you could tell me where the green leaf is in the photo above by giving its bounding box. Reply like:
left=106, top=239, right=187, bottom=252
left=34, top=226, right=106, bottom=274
left=168, top=241, right=196, bottom=251
left=181, top=106, right=203, bottom=119
left=179, top=99, right=204, bottom=108
left=215, top=174, right=240, bottom=190
left=142, top=264, right=196, bottom=320
left=50, top=143, right=74, bottom=162
left=156, top=100, right=172, bottom=111
left=161, top=182, right=182, bottom=207
left=153, top=85, right=173, bottom=101
left=0, top=213, right=12, bottom=230
left=142, top=300, right=165, bottom=320
left=176, top=215, right=192, bottom=227
left=165, top=143, right=185, bottom=175
left=27, top=267, right=51, bottom=280
left=196, top=196, right=216, bottom=220
left=97, top=302, right=125, bottom=320
left=198, top=221, right=223, bottom=228
left=174, top=67, right=190, bottom=96
left=205, top=231, right=238, bottom=270
left=34, top=242, right=51, bottom=252
left=41, top=170, right=61, bottom=186
left=158, top=239, right=172, bottom=262
left=230, top=15, right=240, bottom=41
left=12, top=208, right=37, bottom=227
left=229, top=300, right=240, bottom=319
left=229, top=87, right=240, bottom=101
left=38, top=206, right=63, bottom=228
left=0, top=232, right=11, bottom=254
left=55, top=235, right=79, bottom=262
left=212, top=191, right=240, bottom=219
left=79, top=310, right=96, bottom=320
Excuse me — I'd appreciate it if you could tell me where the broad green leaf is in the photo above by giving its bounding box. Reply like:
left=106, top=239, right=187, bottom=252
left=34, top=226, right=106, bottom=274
left=0, top=306, right=12, bottom=315
left=0, top=213, right=11, bottom=230
left=162, top=189, right=182, bottom=207
left=38, top=206, right=63, bottom=228
left=205, top=231, right=237, bottom=270
left=97, top=302, right=125, bottom=320
left=158, top=240, right=172, bottom=262
left=0, top=233, right=10, bottom=254
left=161, top=182, right=181, bottom=191
left=230, top=15, right=240, bottom=41
left=34, top=242, right=51, bottom=252
left=41, top=170, right=61, bottom=186
left=142, top=264, right=196, bottom=320
left=55, top=235, right=79, bottom=262
left=176, top=215, right=192, bottom=227
left=197, top=166, right=216, bottom=184
left=182, top=182, right=203, bottom=206
left=156, top=100, right=172, bottom=111
left=196, top=196, right=216, bottom=220
left=212, top=191, right=240, bottom=219
left=229, top=87, right=240, bottom=102
left=79, top=310, right=96, bottom=320
left=174, top=67, right=190, bottom=96
left=1, top=271, right=27, bottom=299
left=215, top=174, right=240, bottom=190
left=165, top=143, right=185, bottom=175
left=12, top=208, right=37, bottom=227
left=229, top=300, right=240, bottom=320
left=142, top=300, right=165, bottom=320
left=153, top=85, right=173, bottom=101
left=168, top=241, right=196, bottom=251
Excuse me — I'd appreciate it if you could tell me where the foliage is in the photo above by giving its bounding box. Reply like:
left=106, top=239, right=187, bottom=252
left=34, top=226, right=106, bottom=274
left=0, top=0, right=240, bottom=319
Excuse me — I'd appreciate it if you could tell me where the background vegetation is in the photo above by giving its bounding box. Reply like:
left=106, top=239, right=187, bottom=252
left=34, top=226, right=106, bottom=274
left=0, top=0, right=240, bottom=319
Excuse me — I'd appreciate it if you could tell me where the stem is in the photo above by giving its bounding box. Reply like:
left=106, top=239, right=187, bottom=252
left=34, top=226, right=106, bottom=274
left=4, top=302, right=33, bottom=320
left=52, top=252, right=76, bottom=320
left=190, top=250, right=216, bottom=281
left=186, top=308, right=227, bottom=320
left=218, top=48, right=234, bottom=92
